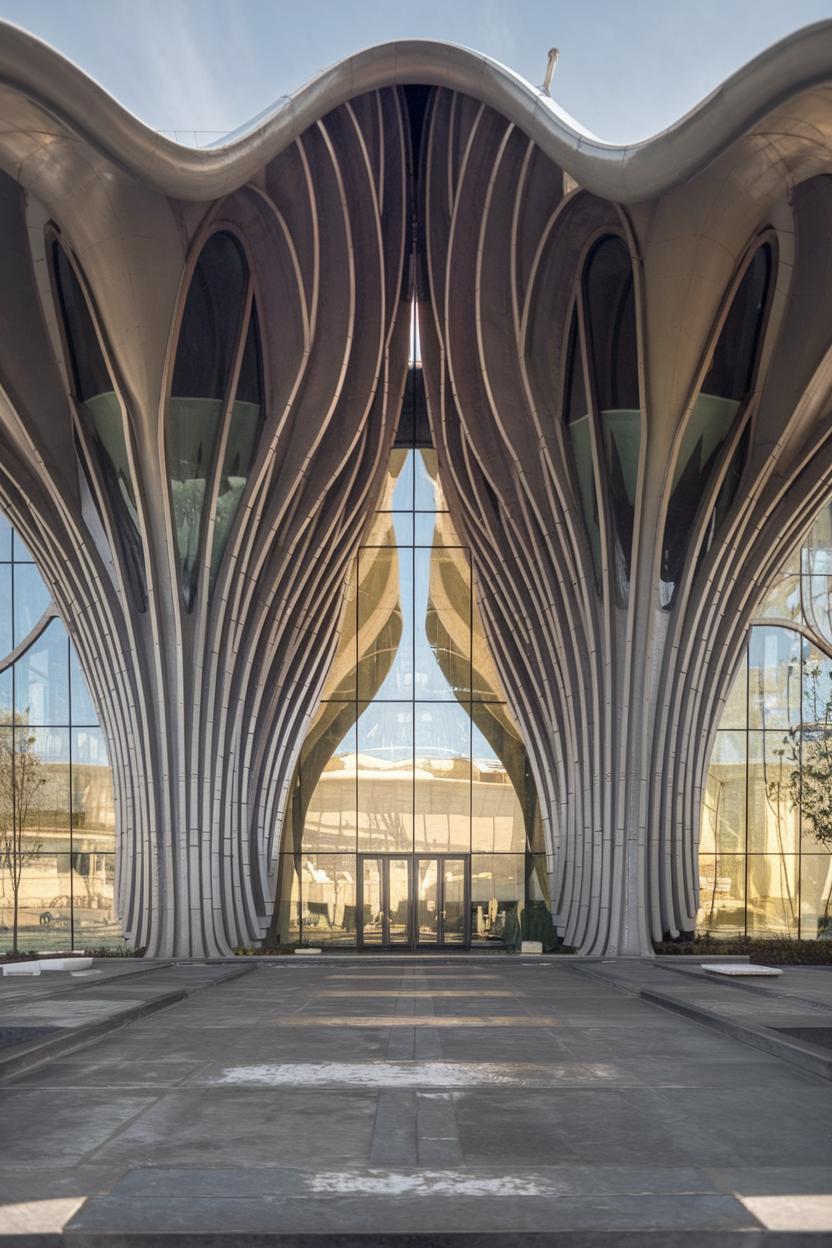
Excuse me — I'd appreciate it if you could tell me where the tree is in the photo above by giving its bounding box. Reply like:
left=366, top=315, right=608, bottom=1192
left=0, top=715, right=46, bottom=953
left=769, top=662, right=832, bottom=935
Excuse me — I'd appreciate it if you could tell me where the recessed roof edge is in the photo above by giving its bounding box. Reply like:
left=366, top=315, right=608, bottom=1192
left=0, top=21, right=831, bottom=204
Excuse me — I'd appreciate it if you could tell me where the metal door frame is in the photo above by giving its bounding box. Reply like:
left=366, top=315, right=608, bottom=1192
left=415, top=854, right=470, bottom=947
left=357, top=854, right=470, bottom=949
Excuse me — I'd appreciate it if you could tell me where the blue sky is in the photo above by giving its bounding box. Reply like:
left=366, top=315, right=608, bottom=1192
left=0, top=0, right=830, bottom=144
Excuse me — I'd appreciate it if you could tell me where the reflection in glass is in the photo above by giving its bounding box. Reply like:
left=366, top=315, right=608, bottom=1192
left=747, top=731, right=799, bottom=855
left=662, top=244, right=771, bottom=607
left=563, top=309, right=601, bottom=585
left=701, top=731, right=746, bottom=854
left=168, top=231, right=248, bottom=609
left=582, top=235, right=640, bottom=600
left=800, top=856, right=832, bottom=941
left=209, top=304, right=265, bottom=587
left=0, top=516, right=119, bottom=952
left=13, top=564, right=51, bottom=646
left=417, top=857, right=438, bottom=943
left=702, top=496, right=832, bottom=940
left=278, top=395, right=552, bottom=945
left=442, top=857, right=466, bottom=944
left=748, top=626, right=801, bottom=730
left=388, top=857, right=411, bottom=944
left=52, top=241, right=146, bottom=610
left=697, top=854, right=745, bottom=936
left=747, top=854, right=798, bottom=937
left=299, top=854, right=356, bottom=945
left=14, top=619, right=70, bottom=726
left=356, top=702, right=413, bottom=853
left=361, top=857, right=383, bottom=944
left=471, top=854, right=524, bottom=945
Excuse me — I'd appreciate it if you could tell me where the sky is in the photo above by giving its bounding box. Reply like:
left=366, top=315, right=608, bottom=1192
left=0, top=0, right=830, bottom=145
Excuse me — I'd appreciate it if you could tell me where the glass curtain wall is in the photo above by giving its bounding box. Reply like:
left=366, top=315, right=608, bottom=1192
left=0, top=513, right=117, bottom=952
left=275, top=316, right=549, bottom=947
left=700, top=501, right=832, bottom=938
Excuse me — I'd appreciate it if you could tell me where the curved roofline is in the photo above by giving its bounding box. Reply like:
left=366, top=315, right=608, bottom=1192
left=1, top=20, right=832, bottom=203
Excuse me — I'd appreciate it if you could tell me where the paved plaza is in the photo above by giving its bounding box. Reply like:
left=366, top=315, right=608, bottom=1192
left=0, top=956, right=831, bottom=1243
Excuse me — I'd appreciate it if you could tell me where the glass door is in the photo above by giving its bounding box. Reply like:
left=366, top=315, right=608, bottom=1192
left=416, top=856, right=469, bottom=946
left=359, top=856, right=412, bottom=947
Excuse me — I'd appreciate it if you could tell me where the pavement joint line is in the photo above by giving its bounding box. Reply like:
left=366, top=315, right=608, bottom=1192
left=654, top=960, right=832, bottom=1013
left=0, top=963, right=255, bottom=1083
left=569, top=962, right=832, bottom=1083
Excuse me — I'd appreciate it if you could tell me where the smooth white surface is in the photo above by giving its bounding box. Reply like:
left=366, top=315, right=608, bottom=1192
left=702, top=963, right=783, bottom=976
left=521, top=941, right=543, bottom=955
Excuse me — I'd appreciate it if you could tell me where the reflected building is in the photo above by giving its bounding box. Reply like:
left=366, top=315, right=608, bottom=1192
left=274, top=352, right=550, bottom=947
left=0, top=516, right=117, bottom=950
left=2, top=26, right=832, bottom=954
left=701, top=503, right=832, bottom=940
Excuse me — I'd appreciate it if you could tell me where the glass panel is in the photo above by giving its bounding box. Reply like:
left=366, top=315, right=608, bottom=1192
left=388, top=857, right=411, bottom=944
left=356, top=702, right=412, bottom=852
left=361, top=857, right=383, bottom=945
left=748, top=626, right=801, bottom=730
left=14, top=619, right=70, bottom=726
left=0, top=563, right=10, bottom=656
left=421, top=545, right=470, bottom=699
left=4, top=853, right=72, bottom=952
left=168, top=232, right=248, bottom=609
left=13, top=563, right=51, bottom=646
left=300, top=854, right=356, bottom=945
left=583, top=236, right=640, bottom=599
left=798, top=644, right=832, bottom=854
left=800, top=856, right=832, bottom=941
left=802, top=503, right=832, bottom=646
left=747, top=853, right=798, bottom=938
left=356, top=546, right=406, bottom=700
left=442, top=857, right=466, bottom=944
left=416, top=857, right=438, bottom=943
left=662, top=245, right=771, bottom=607
left=71, top=729, right=115, bottom=851
left=0, top=669, right=11, bottom=717
left=20, top=726, right=71, bottom=857
left=747, top=731, right=800, bottom=855
left=0, top=512, right=11, bottom=561
left=210, top=304, right=265, bottom=587
left=273, top=855, right=300, bottom=945
left=414, top=703, right=470, bottom=853
left=298, top=715, right=356, bottom=854
left=696, top=854, right=745, bottom=937
left=702, top=730, right=746, bottom=854
left=389, top=448, right=414, bottom=512
left=470, top=853, right=523, bottom=946
left=415, top=450, right=440, bottom=512
left=12, top=529, right=32, bottom=562
left=52, top=243, right=145, bottom=609
left=69, top=646, right=98, bottom=725
left=758, top=574, right=802, bottom=624
left=564, top=311, right=601, bottom=586
left=720, top=653, right=748, bottom=730
left=71, top=853, right=119, bottom=947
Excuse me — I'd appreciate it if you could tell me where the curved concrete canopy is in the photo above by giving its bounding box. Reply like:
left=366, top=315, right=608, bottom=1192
left=1, top=19, right=832, bottom=202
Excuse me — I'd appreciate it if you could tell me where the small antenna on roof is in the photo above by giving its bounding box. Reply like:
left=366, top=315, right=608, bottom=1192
left=542, top=47, right=559, bottom=96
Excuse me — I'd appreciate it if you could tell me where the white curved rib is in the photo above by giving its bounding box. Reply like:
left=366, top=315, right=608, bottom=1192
left=1, top=20, right=832, bottom=203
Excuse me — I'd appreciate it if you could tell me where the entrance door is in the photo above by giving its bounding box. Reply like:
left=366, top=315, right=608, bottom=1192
left=359, top=856, right=412, bottom=946
left=416, top=857, right=468, bottom=946
left=358, top=855, right=469, bottom=948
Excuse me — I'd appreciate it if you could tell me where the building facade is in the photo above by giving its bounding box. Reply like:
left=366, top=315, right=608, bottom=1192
left=1, top=25, right=832, bottom=955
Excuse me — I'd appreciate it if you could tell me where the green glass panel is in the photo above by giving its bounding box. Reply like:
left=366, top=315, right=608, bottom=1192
left=167, top=396, right=224, bottom=604
left=567, top=414, right=602, bottom=583
left=209, top=399, right=262, bottom=585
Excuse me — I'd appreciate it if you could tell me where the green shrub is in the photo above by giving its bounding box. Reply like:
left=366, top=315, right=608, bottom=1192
left=654, top=936, right=832, bottom=965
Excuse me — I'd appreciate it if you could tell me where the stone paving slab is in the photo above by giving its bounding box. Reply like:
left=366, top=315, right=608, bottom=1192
left=1, top=959, right=831, bottom=1242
